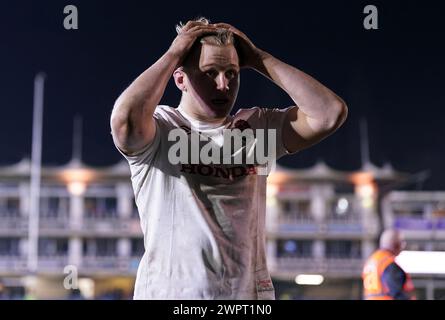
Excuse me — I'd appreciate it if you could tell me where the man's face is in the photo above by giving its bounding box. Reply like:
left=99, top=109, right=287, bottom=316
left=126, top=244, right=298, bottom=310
left=184, top=43, right=240, bottom=119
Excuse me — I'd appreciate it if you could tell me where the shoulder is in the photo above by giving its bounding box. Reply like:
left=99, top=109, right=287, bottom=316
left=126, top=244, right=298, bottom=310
left=232, top=106, right=284, bottom=121
left=153, top=105, right=177, bottom=119
left=232, top=106, right=295, bottom=129
left=153, top=105, right=186, bottom=128
left=233, top=106, right=295, bottom=118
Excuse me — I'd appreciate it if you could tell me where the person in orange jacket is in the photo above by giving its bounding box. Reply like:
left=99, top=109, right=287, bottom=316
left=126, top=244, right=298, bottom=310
left=362, top=229, right=416, bottom=300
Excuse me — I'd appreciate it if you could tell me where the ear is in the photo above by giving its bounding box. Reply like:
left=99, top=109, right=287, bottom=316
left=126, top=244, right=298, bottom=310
left=173, top=67, right=187, bottom=92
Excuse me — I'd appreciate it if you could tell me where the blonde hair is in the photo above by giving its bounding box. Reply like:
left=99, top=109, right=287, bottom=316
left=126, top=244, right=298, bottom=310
left=175, top=17, right=235, bottom=46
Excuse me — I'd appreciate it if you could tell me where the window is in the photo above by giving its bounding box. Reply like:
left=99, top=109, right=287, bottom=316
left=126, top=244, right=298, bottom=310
left=84, top=197, right=117, bottom=219
left=130, top=238, right=144, bottom=257
left=83, top=238, right=118, bottom=257
left=404, top=240, right=428, bottom=251
left=276, top=240, right=312, bottom=258
left=434, top=288, right=445, bottom=300
left=326, top=240, right=361, bottom=259
left=38, top=238, right=69, bottom=256
left=0, top=238, right=20, bottom=256
left=131, top=199, right=139, bottom=218
left=432, top=241, right=445, bottom=251
left=40, top=197, right=69, bottom=218
left=432, top=202, right=445, bottom=218
left=280, top=200, right=311, bottom=220
left=0, top=197, right=20, bottom=217
left=392, top=201, right=425, bottom=217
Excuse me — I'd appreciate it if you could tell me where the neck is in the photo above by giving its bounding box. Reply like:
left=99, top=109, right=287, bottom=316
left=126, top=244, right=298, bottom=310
left=178, top=98, right=228, bottom=125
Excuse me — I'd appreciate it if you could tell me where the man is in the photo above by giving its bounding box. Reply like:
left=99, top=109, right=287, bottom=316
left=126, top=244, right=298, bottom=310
left=362, top=229, right=416, bottom=300
left=110, top=18, right=347, bottom=299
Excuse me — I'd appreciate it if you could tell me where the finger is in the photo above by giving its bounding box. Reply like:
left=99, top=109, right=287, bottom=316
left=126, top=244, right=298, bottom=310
left=181, top=20, right=209, bottom=32
left=213, top=22, right=233, bottom=29
left=186, top=25, right=218, bottom=36
left=213, top=23, right=246, bottom=38
left=178, top=21, right=193, bottom=33
left=213, top=23, right=241, bottom=33
left=187, top=24, right=217, bottom=31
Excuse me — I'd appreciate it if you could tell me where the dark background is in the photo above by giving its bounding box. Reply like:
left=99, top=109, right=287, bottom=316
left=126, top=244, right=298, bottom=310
left=1, top=0, right=444, bottom=189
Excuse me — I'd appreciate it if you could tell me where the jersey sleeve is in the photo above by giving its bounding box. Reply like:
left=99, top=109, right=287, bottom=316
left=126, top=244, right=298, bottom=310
left=112, top=115, right=162, bottom=167
left=260, top=106, right=298, bottom=159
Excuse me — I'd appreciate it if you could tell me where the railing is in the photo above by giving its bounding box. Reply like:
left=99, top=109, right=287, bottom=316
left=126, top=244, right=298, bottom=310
left=275, top=257, right=325, bottom=273
left=273, top=257, right=363, bottom=277
left=394, top=216, right=445, bottom=230
left=39, top=216, right=70, bottom=231
left=0, top=214, right=143, bottom=235
left=83, top=216, right=121, bottom=229
left=0, top=256, right=27, bottom=273
left=325, top=216, right=363, bottom=233
left=80, top=256, right=136, bottom=274
left=0, top=209, right=20, bottom=217
left=0, top=216, right=28, bottom=233
left=82, top=217, right=142, bottom=235
left=277, top=213, right=318, bottom=232
left=275, top=213, right=363, bottom=234
left=324, top=258, right=363, bottom=276
left=38, top=255, right=69, bottom=270
left=0, top=255, right=143, bottom=275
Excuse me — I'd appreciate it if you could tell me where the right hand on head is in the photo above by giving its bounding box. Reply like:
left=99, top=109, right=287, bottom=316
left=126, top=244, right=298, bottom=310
left=167, top=20, right=218, bottom=64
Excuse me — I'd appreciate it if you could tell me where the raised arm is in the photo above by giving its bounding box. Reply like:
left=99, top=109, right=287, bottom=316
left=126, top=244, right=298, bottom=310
left=110, top=21, right=218, bottom=155
left=215, top=23, right=348, bottom=153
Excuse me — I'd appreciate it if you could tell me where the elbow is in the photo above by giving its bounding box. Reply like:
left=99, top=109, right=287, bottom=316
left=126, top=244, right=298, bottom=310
left=110, top=102, right=132, bottom=148
left=110, top=114, right=136, bottom=155
left=110, top=106, right=127, bottom=138
left=110, top=101, right=155, bottom=155
left=325, top=99, right=348, bottom=131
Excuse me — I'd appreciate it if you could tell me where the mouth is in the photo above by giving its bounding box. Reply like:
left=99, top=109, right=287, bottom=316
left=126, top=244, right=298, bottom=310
left=211, top=98, right=229, bottom=105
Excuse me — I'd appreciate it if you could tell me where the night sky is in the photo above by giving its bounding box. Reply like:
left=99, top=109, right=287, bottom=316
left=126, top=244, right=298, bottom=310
left=1, top=0, right=444, bottom=189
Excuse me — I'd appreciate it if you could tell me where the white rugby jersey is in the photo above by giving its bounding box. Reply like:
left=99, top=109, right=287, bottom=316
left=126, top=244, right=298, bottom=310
left=114, top=104, right=294, bottom=300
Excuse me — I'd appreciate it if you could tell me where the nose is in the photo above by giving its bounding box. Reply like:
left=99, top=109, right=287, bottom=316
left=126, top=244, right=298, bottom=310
left=215, top=73, right=229, bottom=92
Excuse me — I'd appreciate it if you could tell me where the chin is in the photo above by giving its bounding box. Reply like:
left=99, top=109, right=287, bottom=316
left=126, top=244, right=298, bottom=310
left=207, top=103, right=234, bottom=118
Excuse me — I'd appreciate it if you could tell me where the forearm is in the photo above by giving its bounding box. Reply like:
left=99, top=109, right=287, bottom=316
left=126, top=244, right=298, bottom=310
left=254, top=50, right=346, bottom=129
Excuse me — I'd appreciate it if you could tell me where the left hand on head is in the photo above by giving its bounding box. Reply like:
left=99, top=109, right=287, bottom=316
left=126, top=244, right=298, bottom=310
left=214, top=23, right=266, bottom=70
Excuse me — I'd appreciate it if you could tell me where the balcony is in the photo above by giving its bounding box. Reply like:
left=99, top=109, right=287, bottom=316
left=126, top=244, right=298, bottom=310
left=273, top=215, right=363, bottom=236
left=392, top=217, right=445, bottom=240
left=275, top=257, right=325, bottom=274
left=273, top=257, right=363, bottom=278
left=325, top=216, right=363, bottom=234
left=0, top=216, right=28, bottom=235
left=394, top=217, right=432, bottom=230
left=82, top=217, right=142, bottom=236
left=324, top=258, right=363, bottom=276
left=38, top=255, right=69, bottom=272
left=39, top=216, right=70, bottom=234
left=80, top=256, right=136, bottom=274
left=276, top=213, right=319, bottom=234
left=0, top=256, right=27, bottom=274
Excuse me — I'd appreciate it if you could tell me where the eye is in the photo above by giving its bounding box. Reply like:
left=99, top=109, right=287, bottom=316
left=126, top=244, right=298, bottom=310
left=205, top=70, right=217, bottom=78
left=225, top=70, right=238, bottom=80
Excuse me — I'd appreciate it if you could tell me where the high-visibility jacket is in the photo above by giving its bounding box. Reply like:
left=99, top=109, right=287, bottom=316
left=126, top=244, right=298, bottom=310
left=362, top=249, right=416, bottom=300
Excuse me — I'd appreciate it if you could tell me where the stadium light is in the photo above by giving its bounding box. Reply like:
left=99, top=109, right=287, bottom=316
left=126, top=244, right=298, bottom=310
left=61, top=168, right=94, bottom=196
left=295, top=274, right=324, bottom=285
